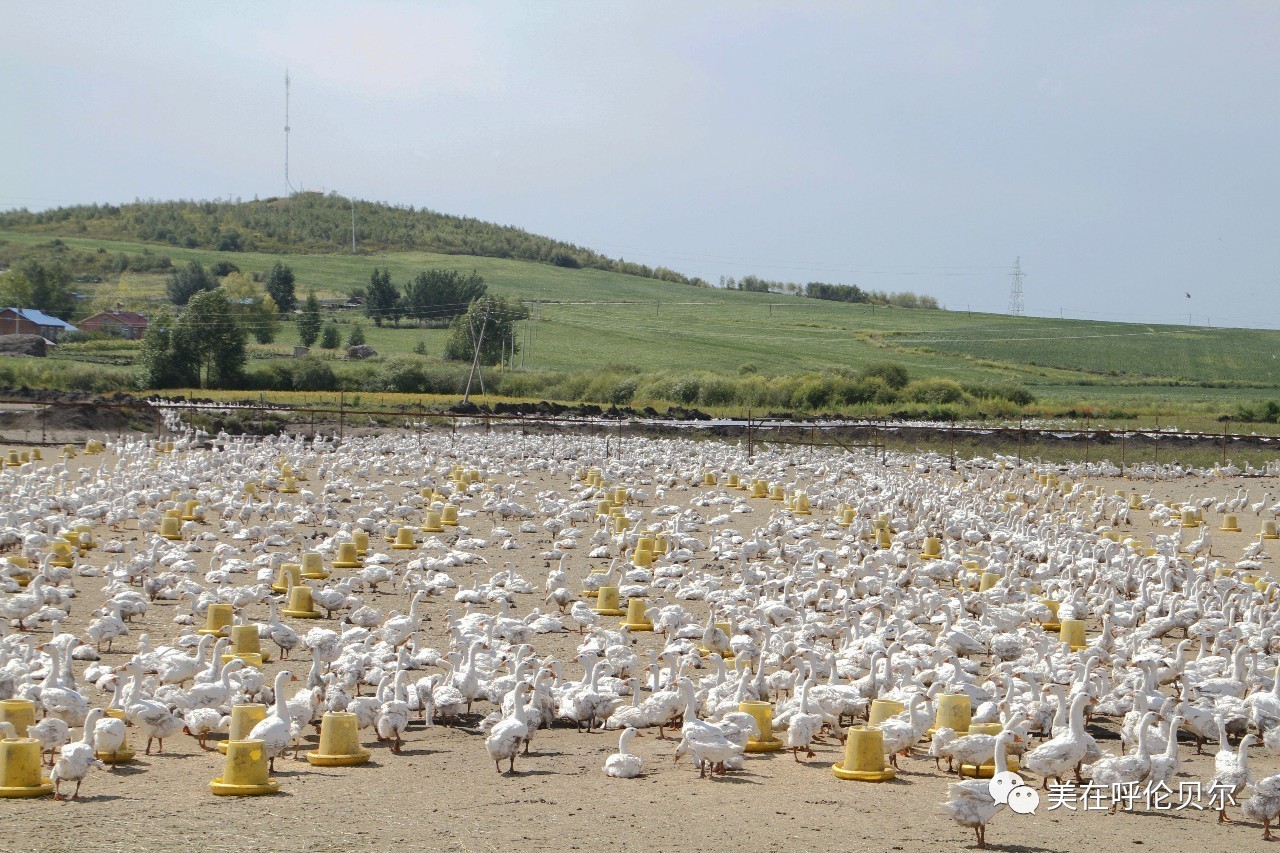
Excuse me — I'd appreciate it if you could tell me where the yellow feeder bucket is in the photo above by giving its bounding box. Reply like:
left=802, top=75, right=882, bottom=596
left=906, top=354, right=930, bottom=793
left=612, top=514, right=631, bottom=533
left=219, top=704, right=268, bottom=754
left=243, top=482, right=258, bottom=498
left=197, top=603, right=234, bottom=637
left=929, top=693, right=972, bottom=737
left=739, top=701, right=783, bottom=753
left=979, top=572, right=1001, bottom=592
left=1059, top=619, right=1087, bottom=651
left=0, top=738, right=53, bottom=798
left=302, top=551, right=330, bottom=579
left=621, top=598, right=653, bottom=631
left=613, top=487, right=628, bottom=505
left=223, top=624, right=266, bottom=667
left=0, top=699, right=37, bottom=737
left=272, top=563, right=302, bottom=594
left=85, top=439, right=104, bottom=454
left=876, top=527, right=892, bottom=549
left=595, top=499, right=614, bottom=517
left=306, top=712, right=371, bottom=766
left=837, top=507, right=855, bottom=527
left=281, top=585, right=322, bottom=619
left=702, top=472, right=717, bottom=486
left=957, top=722, right=1021, bottom=777
left=832, top=726, right=895, bottom=781
left=74, top=524, right=94, bottom=549
left=332, top=543, right=361, bottom=570
left=279, top=476, right=299, bottom=494
left=631, top=546, right=653, bottom=568
left=1039, top=599, right=1061, bottom=632
left=793, top=493, right=812, bottom=515
left=30, top=449, right=41, bottom=461
left=209, top=739, right=279, bottom=796
left=49, top=541, right=74, bottom=569
left=768, top=484, right=785, bottom=501
left=725, top=473, right=740, bottom=489
left=1220, top=514, right=1242, bottom=532
left=159, top=515, right=183, bottom=541
left=749, top=480, right=768, bottom=499
left=654, top=533, right=668, bottom=553
left=181, top=500, right=201, bottom=522
left=440, top=504, right=459, bottom=526
left=422, top=511, right=445, bottom=533
left=95, top=708, right=136, bottom=764
left=390, top=528, right=417, bottom=550
left=920, top=537, right=943, bottom=560
left=1128, top=492, right=1143, bottom=510
left=867, top=699, right=905, bottom=726
left=1262, top=521, right=1279, bottom=540
left=1180, top=508, right=1199, bottom=528
left=353, top=531, right=369, bottom=556
left=593, top=586, right=625, bottom=617
left=61, top=444, right=77, bottom=460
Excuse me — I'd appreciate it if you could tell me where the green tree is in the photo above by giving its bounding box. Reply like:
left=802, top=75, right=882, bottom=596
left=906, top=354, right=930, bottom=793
left=442, top=296, right=527, bottom=366
left=347, top=324, right=366, bottom=347
left=221, top=272, right=279, bottom=344
left=264, top=262, right=297, bottom=313
left=297, top=291, right=322, bottom=347
left=136, top=312, right=198, bottom=388
left=174, top=289, right=246, bottom=387
left=166, top=260, right=216, bottom=306
left=364, top=267, right=400, bottom=327
left=401, top=269, right=486, bottom=326
left=320, top=323, right=340, bottom=349
left=7, top=260, right=77, bottom=319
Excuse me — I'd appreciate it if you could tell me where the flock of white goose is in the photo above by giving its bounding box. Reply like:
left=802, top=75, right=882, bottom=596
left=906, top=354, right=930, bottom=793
left=2, top=423, right=1280, bottom=847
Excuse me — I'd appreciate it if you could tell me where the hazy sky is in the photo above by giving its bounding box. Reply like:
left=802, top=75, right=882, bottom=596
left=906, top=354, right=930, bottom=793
left=4, top=2, right=1278, bottom=328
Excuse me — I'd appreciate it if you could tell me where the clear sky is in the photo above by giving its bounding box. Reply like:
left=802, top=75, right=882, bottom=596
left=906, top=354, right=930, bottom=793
left=3, top=2, right=1278, bottom=328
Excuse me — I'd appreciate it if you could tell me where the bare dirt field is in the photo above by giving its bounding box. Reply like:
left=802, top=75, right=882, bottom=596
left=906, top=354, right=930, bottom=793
left=0, top=429, right=1277, bottom=853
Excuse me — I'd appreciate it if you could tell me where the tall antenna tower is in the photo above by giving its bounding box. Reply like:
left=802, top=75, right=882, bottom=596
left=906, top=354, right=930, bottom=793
left=284, top=70, right=294, bottom=195
left=1007, top=256, right=1025, bottom=316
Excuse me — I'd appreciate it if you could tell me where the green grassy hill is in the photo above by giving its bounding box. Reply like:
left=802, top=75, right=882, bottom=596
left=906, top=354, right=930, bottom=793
left=2, top=202, right=1280, bottom=425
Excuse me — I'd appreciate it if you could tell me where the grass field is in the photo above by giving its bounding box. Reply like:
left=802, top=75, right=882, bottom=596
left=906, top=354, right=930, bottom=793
left=3, top=228, right=1280, bottom=420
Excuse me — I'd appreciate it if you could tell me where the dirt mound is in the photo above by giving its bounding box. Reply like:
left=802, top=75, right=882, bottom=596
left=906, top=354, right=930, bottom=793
left=0, top=402, right=140, bottom=435
left=0, top=335, right=46, bottom=357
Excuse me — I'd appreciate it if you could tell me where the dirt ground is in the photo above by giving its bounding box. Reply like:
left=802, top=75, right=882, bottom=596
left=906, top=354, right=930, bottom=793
left=1, top=433, right=1278, bottom=853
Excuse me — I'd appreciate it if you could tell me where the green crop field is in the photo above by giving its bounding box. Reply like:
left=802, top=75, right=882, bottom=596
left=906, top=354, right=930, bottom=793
left=3, top=225, right=1280, bottom=422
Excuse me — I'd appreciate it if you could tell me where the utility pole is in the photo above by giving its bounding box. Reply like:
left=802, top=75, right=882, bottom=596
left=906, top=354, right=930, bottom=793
left=351, top=198, right=356, bottom=253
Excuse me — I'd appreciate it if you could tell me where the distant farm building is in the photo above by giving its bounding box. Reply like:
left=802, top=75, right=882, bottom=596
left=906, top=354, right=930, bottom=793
left=79, top=308, right=149, bottom=339
left=0, top=307, right=79, bottom=341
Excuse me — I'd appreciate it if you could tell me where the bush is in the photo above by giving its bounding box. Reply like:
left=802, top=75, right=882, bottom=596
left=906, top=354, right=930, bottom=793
left=293, top=357, right=338, bottom=391
left=609, top=377, right=638, bottom=406
left=902, top=378, right=968, bottom=405
left=320, top=324, right=341, bottom=349
left=347, top=324, right=366, bottom=347
left=860, top=362, right=909, bottom=389
left=670, top=377, right=701, bottom=405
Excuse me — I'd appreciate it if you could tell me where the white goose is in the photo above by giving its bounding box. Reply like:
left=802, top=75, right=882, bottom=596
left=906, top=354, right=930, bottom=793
left=604, top=726, right=644, bottom=778
left=50, top=707, right=106, bottom=801
left=248, top=670, right=297, bottom=771
left=940, top=729, right=1017, bottom=848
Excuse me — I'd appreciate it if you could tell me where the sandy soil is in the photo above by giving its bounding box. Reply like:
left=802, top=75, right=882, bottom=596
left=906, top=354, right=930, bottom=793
left=1, top=434, right=1278, bottom=853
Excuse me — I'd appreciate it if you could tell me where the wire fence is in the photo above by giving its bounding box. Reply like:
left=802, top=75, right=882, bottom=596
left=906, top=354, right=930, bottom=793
left=0, top=396, right=1278, bottom=473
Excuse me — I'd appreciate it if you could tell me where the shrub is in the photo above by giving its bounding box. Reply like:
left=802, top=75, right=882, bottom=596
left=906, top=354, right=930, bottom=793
left=293, top=357, right=338, bottom=391
left=860, top=362, right=909, bottom=389
left=320, top=324, right=341, bottom=349
left=347, top=324, right=366, bottom=347
left=902, top=378, right=968, bottom=405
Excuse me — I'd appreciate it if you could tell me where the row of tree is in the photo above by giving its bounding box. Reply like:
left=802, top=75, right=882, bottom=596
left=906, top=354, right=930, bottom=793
left=363, top=267, right=488, bottom=327
left=719, top=274, right=940, bottom=309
